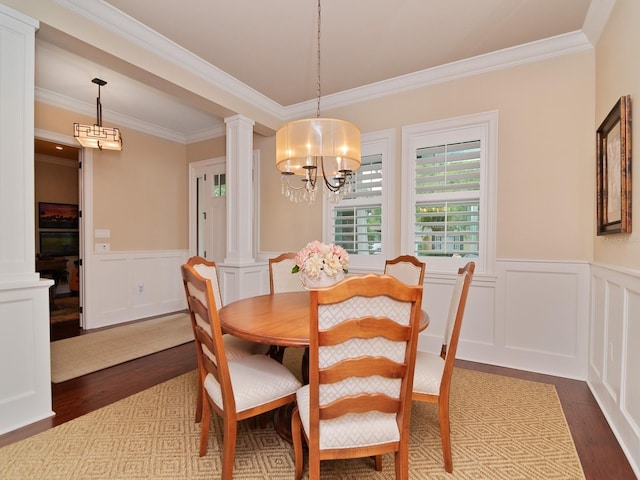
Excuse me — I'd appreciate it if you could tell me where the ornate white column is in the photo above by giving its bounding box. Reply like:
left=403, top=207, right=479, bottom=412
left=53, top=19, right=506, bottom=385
left=0, top=4, right=53, bottom=435
left=224, top=114, right=255, bottom=265
left=219, top=114, right=269, bottom=302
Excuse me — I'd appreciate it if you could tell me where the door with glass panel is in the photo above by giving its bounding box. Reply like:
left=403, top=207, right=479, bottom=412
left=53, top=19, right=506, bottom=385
left=195, top=161, right=226, bottom=263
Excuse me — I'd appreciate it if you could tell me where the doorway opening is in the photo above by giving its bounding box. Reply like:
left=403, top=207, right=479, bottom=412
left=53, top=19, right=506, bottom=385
left=35, top=138, right=83, bottom=341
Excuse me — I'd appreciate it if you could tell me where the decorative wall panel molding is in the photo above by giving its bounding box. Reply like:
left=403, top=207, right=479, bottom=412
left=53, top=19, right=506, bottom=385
left=589, top=263, right=640, bottom=476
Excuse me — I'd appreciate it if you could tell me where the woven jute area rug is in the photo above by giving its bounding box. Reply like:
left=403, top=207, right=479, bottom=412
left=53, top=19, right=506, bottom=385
left=3, top=348, right=585, bottom=479
left=50, top=313, right=193, bottom=383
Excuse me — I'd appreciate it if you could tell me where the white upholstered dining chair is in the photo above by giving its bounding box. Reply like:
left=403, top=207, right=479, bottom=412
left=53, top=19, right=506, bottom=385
left=269, top=252, right=305, bottom=294
left=291, top=273, right=424, bottom=480
left=181, top=263, right=302, bottom=480
left=412, top=261, right=475, bottom=473
left=384, top=255, right=426, bottom=286
left=183, top=256, right=270, bottom=422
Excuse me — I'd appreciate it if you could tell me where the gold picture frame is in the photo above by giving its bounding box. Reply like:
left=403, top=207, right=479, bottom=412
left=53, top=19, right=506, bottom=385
left=596, top=95, right=632, bottom=235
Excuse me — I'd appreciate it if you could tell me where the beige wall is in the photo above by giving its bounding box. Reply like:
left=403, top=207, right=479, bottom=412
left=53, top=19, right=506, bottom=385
left=36, top=48, right=599, bottom=262
left=34, top=158, right=78, bottom=206
left=186, top=136, right=226, bottom=163
left=256, top=134, right=323, bottom=252
left=36, top=102, right=189, bottom=251
left=261, top=50, right=595, bottom=261
left=594, top=0, right=640, bottom=269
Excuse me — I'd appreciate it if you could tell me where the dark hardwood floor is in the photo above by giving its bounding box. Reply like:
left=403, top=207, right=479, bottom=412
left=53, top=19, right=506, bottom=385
left=0, top=324, right=636, bottom=480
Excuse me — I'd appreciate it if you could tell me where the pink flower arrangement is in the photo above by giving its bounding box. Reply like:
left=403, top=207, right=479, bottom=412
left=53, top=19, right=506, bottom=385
left=292, top=240, right=349, bottom=279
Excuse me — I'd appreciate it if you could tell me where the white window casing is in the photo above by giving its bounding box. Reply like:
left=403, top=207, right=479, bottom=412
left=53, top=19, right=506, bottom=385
left=401, top=111, right=497, bottom=274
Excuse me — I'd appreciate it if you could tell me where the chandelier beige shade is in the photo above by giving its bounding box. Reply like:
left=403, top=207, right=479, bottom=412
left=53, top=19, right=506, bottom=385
left=275, top=117, right=361, bottom=176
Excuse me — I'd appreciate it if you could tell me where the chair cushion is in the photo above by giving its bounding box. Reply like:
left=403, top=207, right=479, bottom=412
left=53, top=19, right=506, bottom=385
left=296, top=385, right=400, bottom=450
left=223, top=334, right=270, bottom=359
left=204, top=355, right=301, bottom=412
left=412, top=350, right=445, bottom=395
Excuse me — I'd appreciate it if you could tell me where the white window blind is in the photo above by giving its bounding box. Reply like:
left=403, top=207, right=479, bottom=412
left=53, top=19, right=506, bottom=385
left=331, top=153, right=383, bottom=255
left=414, top=140, right=480, bottom=257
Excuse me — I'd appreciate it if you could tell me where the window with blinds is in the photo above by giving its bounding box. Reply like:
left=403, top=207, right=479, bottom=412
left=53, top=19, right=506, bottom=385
left=331, top=153, right=383, bottom=255
left=414, top=140, right=480, bottom=257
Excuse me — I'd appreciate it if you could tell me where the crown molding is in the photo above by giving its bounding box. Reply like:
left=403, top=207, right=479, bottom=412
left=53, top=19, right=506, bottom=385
left=57, top=0, right=286, bottom=120
left=50, top=1, right=596, bottom=134
left=283, top=31, right=593, bottom=119
left=36, top=87, right=196, bottom=144
left=582, top=0, right=616, bottom=45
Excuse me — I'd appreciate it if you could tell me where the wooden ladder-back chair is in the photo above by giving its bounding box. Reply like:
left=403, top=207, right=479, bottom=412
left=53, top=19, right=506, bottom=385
left=183, top=256, right=270, bottom=423
left=181, top=263, right=302, bottom=480
left=412, top=261, right=475, bottom=473
left=269, top=252, right=305, bottom=294
left=384, top=255, right=426, bottom=286
left=291, top=273, right=424, bottom=480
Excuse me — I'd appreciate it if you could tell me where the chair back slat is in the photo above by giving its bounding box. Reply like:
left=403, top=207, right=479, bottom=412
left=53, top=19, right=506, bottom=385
left=320, top=394, right=401, bottom=420
left=319, top=316, right=411, bottom=345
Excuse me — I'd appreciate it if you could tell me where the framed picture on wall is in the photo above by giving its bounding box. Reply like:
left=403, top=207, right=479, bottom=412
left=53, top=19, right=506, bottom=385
left=38, top=202, right=79, bottom=229
left=596, top=95, right=632, bottom=235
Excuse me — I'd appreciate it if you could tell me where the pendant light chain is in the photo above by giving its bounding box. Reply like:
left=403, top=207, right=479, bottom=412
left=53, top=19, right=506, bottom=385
left=316, top=0, right=322, bottom=119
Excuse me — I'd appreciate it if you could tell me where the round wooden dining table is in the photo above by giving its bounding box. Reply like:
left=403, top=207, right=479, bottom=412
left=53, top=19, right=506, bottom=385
left=218, top=290, right=430, bottom=347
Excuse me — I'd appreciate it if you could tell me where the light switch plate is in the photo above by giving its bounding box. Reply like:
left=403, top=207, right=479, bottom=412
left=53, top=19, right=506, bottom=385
left=95, top=243, right=110, bottom=253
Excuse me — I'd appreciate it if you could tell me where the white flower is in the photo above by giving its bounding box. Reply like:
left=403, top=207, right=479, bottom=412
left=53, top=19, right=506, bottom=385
left=292, top=241, right=349, bottom=279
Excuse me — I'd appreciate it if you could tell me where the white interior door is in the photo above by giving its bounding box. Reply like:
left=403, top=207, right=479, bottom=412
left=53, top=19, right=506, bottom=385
left=194, top=160, right=226, bottom=262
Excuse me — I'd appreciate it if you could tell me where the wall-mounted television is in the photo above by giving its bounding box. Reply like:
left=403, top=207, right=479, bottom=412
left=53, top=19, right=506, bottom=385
left=39, top=231, right=79, bottom=257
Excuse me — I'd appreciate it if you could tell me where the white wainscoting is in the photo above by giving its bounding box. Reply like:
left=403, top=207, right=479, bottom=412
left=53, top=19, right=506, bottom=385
left=296, top=255, right=590, bottom=380
left=0, top=280, right=54, bottom=435
left=85, top=250, right=189, bottom=329
left=92, top=253, right=590, bottom=380
left=217, top=262, right=269, bottom=305
left=418, top=259, right=590, bottom=380
left=589, top=263, right=640, bottom=476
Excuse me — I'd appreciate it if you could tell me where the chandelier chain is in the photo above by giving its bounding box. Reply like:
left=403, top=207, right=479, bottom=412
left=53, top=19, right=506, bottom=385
left=316, top=0, right=322, bottom=119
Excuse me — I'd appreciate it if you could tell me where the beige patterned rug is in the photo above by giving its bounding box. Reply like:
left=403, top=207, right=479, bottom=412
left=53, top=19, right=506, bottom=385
left=50, top=313, right=193, bottom=383
left=2, top=348, right=585, bottom=479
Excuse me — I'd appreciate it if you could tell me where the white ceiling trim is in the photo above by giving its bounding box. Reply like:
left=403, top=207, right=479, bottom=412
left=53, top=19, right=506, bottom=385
left=35, top=87, right=192, bottom=144
left=283, top=31, right=593, bottom=119
left=57, top=0, right=286, bottom=119
left=34, top=128, right=76, bottom=146
left=49, top=0, right=602, bottom=140
left=582, top=0, right=616, bottom=45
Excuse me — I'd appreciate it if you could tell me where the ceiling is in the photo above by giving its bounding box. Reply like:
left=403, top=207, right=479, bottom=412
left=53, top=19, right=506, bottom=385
left=32, top=0, right=602, bottom=153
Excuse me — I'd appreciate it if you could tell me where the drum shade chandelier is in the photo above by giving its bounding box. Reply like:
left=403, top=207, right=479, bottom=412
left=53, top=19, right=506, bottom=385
left=74, top=78, right=123, bottom=151
left=275, top=0, right=360, bottom=204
